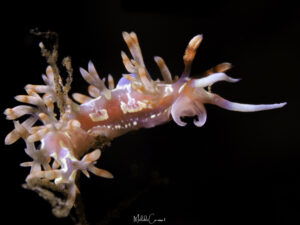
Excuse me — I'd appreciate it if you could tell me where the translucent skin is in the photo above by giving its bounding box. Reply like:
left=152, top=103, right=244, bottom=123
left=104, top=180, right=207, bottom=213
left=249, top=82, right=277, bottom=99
left=72, top=77, right=184, bottom=139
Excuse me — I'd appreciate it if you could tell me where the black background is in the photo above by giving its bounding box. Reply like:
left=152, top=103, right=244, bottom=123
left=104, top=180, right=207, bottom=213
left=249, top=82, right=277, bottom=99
left=1, top=1, right=299, bottom=224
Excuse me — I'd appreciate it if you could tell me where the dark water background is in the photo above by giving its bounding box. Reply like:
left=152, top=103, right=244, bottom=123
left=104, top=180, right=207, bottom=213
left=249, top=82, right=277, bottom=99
left=1, top=1, right=299, bottom=224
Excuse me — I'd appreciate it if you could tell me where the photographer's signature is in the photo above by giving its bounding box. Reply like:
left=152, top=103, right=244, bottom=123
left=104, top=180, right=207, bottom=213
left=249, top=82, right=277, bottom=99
left=133, top=213, right=166, bottom=224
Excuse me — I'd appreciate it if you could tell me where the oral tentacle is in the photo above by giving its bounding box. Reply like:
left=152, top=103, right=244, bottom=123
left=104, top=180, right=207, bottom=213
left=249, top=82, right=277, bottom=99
left=207, top=93, right=287, bottom=112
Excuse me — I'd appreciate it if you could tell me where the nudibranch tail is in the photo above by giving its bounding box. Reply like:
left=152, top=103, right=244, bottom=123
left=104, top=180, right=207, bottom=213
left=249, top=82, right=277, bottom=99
left=4, top=40, right=113, bottom=216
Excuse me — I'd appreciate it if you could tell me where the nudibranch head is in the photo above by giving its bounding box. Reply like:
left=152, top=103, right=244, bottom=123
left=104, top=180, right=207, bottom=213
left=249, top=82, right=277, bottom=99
left=170, top=72, right=286, bottom=127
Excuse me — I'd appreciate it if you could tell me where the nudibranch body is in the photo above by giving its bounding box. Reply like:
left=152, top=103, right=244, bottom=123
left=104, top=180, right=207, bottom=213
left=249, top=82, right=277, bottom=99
left=71, top=33, right=285, bottom=139
left=4, top=31, right=286, bottom=215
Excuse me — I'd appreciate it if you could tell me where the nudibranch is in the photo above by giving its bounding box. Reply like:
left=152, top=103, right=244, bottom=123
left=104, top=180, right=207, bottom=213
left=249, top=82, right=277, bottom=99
left=4, top=31, right=286, bottom=215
